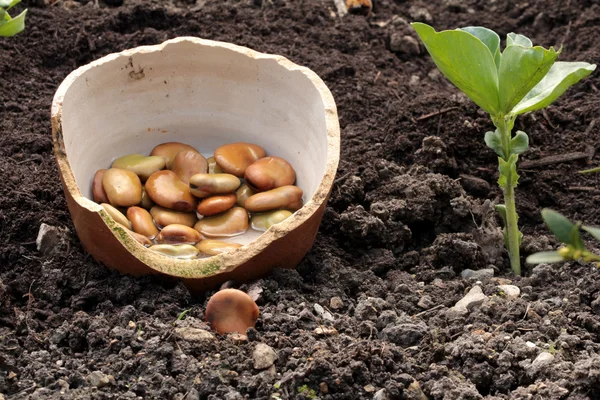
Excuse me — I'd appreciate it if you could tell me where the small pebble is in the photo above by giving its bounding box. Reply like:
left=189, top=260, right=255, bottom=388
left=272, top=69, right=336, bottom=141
left=330, top=296, right=343, bottom=310
left=314, top=304, right=335, bottom=322
left=87, top=371, right=110, bottom=388
left=450, top=286, right=488, bottom=315
left=253, top=343, right=277, bottom=370
left=461, top=268, right=494, bottom=280
left=498, top=284, right=521, bottom=299
left=174, top=327, right=215, bottom=342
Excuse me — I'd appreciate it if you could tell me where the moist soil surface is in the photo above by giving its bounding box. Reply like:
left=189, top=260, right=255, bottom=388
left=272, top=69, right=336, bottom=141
left=1, top=0, right=600, bottom=399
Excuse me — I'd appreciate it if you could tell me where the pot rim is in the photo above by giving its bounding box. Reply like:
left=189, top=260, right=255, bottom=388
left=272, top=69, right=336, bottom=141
left=50, top=36, right=340, bottom=279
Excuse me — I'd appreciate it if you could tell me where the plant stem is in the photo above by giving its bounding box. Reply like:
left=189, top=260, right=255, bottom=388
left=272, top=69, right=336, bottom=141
left=496, top=117, right=521, bottom=275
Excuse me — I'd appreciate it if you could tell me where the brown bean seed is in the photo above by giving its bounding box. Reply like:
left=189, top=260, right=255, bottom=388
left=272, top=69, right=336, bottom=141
left=250, top=210, right=293, bottom=232
left=93, top=169, right=109, bottom=204
left=145, top=170, right=197, bottom=212
left=214, top=142, right=266, bottom=177
left=207, top=156, right=224, bottom=174
left=156, top=224, right=202, bottom=244
left=244, top=156, right=296, bottom=191
left=101, top=203, right=131, bottom=229
left=149, top=244, right=199, bottom=259
left=244, top=185, right=303, bottom=213
left=172, top=150, right=208, bottom=184
left=189, top=173, right=241, bottom=198
left=111, top=154, right=166, bottom=181
left=150, top=142, right=199, bottom=169
left=102, top=168, right=143, bottom=207
left=195, top=240, right=243, bottom=256
left=205, top=289, right=259, bottom=334
left=193, top=207, right=249, bottom=238
left=126, top=206, right=159, bottom=238
left=235, top=183, right=255, bottom=208
left=150, top=206, right=197, bottom=228
left=196, top=194, right=237, bottom=217
left=124, top=227, right=153, bottom=246
left=139, top=187, right=155, bottom=210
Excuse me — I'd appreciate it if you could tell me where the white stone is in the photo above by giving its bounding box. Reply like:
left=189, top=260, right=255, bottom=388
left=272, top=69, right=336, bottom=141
left=498, top=285, right=521, bottom=299
left=174, top=327, right=214, bottom=342
left=253, top=343, right=277, bottom=370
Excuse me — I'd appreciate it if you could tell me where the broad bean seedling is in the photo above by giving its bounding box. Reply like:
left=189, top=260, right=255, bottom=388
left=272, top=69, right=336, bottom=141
left=0, top=0, right=26, bottom=37
left=527, top=209, right=600, bottom=266
left=412, top=22, right=596, bottom=275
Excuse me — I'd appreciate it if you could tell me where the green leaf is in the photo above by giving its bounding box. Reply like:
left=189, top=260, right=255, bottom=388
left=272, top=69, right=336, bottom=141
left=0, top=0, right=20, bottom=10
left=511, top=61, right=597, bottom=116
left=510, top=131, right=529, bottom=155
left=411, top=22, right=500, bottom=115
left=507, top=33, right=533, bottom=48
left=0, top=9, right=5, bottom=21
left=498, top=44, right=560, bottom=114
left=541, top=208, right=584, bottom=250
left=579, top=166, right=600, bottom=174
left=484, top=129, right=505, bottom=158
left=0, top=8, right=25, bottom=37
left=582, top=225, right=600, bottom=242
left=460, top=26, right=501, bottom=68
left=498, top=154, right=519, bottom=188
left=526, top=251, right=565, bottom=264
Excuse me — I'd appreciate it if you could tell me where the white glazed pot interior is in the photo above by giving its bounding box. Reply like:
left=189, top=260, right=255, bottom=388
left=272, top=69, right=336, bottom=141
left=52, top=37, right=339, bottom=278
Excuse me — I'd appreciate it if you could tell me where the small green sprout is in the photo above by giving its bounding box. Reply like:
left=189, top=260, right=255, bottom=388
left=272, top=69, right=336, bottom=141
left=0, top=0, right=27, bottom=37
left=527, top=209, right=600, bottom=265
left=411, top=23, right=596, bottom=275
left=172, top=308, right=192, bottom=325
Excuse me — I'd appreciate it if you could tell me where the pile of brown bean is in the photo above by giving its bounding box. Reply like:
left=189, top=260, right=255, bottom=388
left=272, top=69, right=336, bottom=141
left=92, top=142, right=301, bottom=259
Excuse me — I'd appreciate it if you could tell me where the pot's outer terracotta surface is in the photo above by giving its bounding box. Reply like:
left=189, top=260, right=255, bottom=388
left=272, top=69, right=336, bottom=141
left=51, top=37, right=340, bottom=293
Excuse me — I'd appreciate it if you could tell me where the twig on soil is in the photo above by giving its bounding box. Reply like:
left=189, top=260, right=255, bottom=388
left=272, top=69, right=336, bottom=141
left=569, top=186, right=600, bottom=194
left=542, top=109, right=556, bottom=129
left=412, top=304, right=444, bottom=318
left=583, top=119, right=596, bottom=136
left=561, top=19, right=572, bottom=47
left=334, top=172, right=352, bottom=185
left=522, top=304, right=531, bottom=321
left=416, top=107, right=458, bottom=121
left=520, top=150, right=592, bottom=169
left=374, top=71, right=381, bottom=84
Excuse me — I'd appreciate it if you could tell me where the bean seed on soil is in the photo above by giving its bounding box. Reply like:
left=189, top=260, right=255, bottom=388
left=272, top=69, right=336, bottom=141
left=205, top=288, right=259, bottom=334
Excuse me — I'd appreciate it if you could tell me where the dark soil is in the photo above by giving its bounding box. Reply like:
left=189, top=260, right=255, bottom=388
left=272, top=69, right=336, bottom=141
left=1, top=0, right=600, bottom=398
